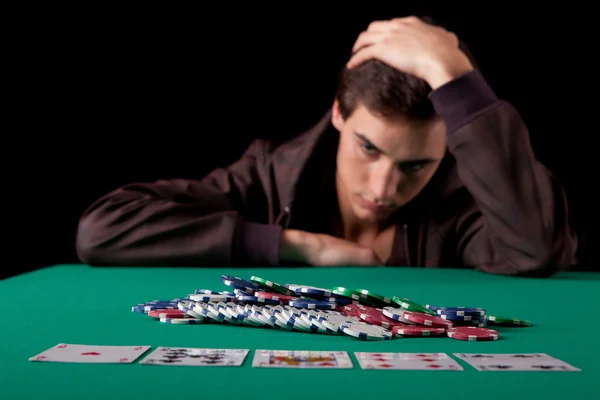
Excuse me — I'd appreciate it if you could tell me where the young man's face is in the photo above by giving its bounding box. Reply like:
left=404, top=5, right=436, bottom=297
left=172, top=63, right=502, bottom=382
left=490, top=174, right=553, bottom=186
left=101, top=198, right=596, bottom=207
left=332, top=100, right=447, bottom=224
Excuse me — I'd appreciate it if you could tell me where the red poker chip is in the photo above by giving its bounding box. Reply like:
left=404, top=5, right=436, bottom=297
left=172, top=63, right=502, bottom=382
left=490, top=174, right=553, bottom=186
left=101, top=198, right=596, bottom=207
left=400, top=310, right=454, bottom=328
left=254, top=291, right=298, bottom=304
left=392, top=325, right=446, bottom=336
left=341, top=303, right=365, bottom=319
left=148, top=309, right=190, bottom=319
left=358, top=306, right=406, bottom=329
left=446, top=326, right=499, bottom=341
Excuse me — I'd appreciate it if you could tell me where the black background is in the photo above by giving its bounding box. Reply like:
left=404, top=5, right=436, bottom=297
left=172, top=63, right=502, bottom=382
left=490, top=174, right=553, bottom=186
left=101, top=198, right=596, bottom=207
left=5, top=5, right=595, bottom=279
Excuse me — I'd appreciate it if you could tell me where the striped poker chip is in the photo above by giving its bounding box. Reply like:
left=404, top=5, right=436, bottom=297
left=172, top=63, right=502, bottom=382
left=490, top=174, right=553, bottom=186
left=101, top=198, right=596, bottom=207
left=487, top=315, right=531, bottom=326
left=446, top=326, right=499, bottom=341
left=399, top=310, right=454, bottom=328
left=188, top=293, right=236, bottom=302
left=236, top=295, right=281, bottom=305
left=392, top=325, right=446, bottom=337
left=220, top=275, right=262, bottom=295
left=159, top=317, right=203, bottom=324
left=287, top=284, right=332, bottom=298
left=250, top=276, right=295, bottom=295
left=254, top=291, right=298, bottom=304
left=339, top=321, right=393, bottom=340
left=358, top=306, right=406, bottom=329
left=288, top=299, right=336, bottom=310
left=148, top=309, right=193, bottom=319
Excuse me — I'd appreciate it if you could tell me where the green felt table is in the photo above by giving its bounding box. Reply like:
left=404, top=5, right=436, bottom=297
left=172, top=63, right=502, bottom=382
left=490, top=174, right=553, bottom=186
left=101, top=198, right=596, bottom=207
left=1, top=264, right=598, bottom=400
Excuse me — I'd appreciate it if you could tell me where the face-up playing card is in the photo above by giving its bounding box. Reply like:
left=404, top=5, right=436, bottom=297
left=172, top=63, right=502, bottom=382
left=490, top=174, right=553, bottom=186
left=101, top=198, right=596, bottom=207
left=252, top=350, right=353, bottom=369
left=28, top=343, right=151, bottom=364
left=140, top=347, right=249, bottom=366
left=355, top=352, right=463, bottom=370
left=453, top=353, right=581, bottom=371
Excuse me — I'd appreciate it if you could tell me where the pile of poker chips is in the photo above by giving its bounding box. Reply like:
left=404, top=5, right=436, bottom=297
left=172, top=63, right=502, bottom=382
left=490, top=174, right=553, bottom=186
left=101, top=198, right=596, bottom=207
left=131, top=275, right=531, bottom=341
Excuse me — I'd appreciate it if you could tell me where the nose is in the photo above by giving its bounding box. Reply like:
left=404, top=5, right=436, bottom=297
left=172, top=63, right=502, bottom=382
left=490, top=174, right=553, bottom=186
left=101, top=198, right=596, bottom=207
left=369, top=161, right=402, bottom=203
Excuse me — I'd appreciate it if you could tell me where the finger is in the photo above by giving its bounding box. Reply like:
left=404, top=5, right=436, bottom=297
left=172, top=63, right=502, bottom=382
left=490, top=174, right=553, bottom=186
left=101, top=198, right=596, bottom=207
left=346, top=43, right=383, bottom=69
left=392, top=15, right=421, bottom=25
left=352, top=31, right=390, bottom=54
left=366, top=19, right=400, bottom=32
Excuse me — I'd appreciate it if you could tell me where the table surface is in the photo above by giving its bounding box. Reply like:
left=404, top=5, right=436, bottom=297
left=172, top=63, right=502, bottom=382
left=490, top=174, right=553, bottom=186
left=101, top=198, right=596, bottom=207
left=1, top=264, right=599, bottom=400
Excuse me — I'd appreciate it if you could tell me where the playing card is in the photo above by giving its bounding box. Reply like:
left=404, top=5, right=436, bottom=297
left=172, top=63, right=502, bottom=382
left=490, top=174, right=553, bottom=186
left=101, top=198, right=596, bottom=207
left=355, top=352, right=463, bottom=370
left=453, top=353, right=581, bottom=371
left=28, top=343, right=151, bottom=364
left=252, top=350, right=353, bottom=368
left=140, top=347, right=249, bottom=366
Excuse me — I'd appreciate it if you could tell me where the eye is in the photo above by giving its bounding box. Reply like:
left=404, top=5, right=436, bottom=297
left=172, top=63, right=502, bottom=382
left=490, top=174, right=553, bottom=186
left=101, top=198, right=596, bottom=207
left=361, top=142, right=378, bottom=155
left=400, top=162, right=425, bottom=172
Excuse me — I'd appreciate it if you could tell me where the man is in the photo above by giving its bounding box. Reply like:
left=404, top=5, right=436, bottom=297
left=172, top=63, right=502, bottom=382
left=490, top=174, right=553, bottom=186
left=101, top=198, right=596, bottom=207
left=76, top=16, right=578, bottom=276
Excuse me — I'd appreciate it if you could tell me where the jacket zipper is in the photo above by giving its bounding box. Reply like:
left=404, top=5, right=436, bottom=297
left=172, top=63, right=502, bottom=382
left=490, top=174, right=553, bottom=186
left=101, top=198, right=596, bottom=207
left=275, top=206, right=291, bottom=228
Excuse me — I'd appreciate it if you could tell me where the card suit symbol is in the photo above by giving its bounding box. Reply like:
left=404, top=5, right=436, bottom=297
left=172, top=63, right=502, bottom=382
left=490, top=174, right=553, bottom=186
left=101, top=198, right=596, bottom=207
left=422, top=358, right=435, bottom=362
left=119, top=358, right=129, bottom=363
left=416, top=354, right=428, bottom=357
left=58, top=345, right=67, bottom=348
left=319, top=362, right=335, bottom=366
left=427, top=364, right=443, bottom=369
left=489, top=365, right=512, bottom=369
left=473, top=354, right=492, bottom=358
left=36, top=356, right=46, bottom=360
left=512, top=355, right=535, bottom=358
left=134, top=347, right=142, bottom=350
left=372, top=354, right=383, bottom=357
left=532, top=365, right=556, bottom=370
left=378, top=363, right=393, bottom=368
left=374, top=357, right=388, bottom=362
left=81, top=352, right=101, bottom=356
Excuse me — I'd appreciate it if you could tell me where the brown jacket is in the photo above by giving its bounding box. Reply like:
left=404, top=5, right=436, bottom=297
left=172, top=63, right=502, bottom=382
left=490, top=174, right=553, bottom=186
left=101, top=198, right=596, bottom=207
left=75, top=70, right=578, bottom=276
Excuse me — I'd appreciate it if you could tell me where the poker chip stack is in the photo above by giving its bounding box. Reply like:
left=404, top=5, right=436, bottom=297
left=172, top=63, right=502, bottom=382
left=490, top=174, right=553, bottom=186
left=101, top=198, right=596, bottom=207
left=131, top=275, right=531, bottom=342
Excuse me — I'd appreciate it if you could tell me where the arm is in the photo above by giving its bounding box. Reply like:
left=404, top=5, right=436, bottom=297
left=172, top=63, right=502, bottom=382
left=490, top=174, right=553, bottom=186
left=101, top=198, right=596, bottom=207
left=75, top=140, right=283, bottom=266
left=430, top=70, right=578, bottom=276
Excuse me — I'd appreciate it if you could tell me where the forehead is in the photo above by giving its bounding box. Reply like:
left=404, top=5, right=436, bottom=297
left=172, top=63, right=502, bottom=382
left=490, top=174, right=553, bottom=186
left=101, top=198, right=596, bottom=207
left=346, top=105, right=445, bottom=158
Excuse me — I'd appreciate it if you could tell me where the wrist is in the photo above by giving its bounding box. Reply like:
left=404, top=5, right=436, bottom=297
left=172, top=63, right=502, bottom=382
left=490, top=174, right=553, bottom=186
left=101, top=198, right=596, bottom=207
left=280, top=229, right=313, bottom=263
left=425, top=55, right=474, bottom=90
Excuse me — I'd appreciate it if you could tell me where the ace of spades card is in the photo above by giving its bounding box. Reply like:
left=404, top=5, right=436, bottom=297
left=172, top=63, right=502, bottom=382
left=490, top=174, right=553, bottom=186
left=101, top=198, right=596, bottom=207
left=140, top=347, right=249, bottom=366
left=355, top=352, right=463, bottom=370
left=28, top=343, right=151, bottom=364
left=453, top=353, right=581, bottom=371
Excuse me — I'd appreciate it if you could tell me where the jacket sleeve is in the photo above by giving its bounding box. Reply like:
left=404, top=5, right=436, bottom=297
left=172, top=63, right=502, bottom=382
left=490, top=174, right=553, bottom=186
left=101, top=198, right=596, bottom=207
left=430, top=70, right=578, bottom=277
left=75, top=140, right=283, bottom=266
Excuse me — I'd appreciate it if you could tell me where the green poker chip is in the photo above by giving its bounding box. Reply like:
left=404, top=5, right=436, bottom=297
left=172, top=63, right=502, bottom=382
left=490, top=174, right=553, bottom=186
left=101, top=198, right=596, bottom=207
left=355, top=288, right=393, bottom=305
left=331, top=287, right=378, bottom=307
left=249, top=276, right=295, bottom=296
left=487, top=315, right=531, bottom=326
left=392, top=296, right=436, bottom=315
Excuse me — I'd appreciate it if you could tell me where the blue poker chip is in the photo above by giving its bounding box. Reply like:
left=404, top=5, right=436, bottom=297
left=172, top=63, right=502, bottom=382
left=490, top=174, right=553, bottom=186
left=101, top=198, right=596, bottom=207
left=194, top=289, right=220, bottom=294
left=236, top=295, right=281, bottom=305
left=288, top=299, right=337, bottom=310
left=434, top=307, right=486, bottom=316
left=220, top=275, right=262, bottom=295
left=317, top=296, right=354, bottom=305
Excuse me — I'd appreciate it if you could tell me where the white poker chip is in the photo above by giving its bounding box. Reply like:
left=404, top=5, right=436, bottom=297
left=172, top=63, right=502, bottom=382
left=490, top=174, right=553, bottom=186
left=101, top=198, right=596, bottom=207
left=339, top=322, right=393, bottom=340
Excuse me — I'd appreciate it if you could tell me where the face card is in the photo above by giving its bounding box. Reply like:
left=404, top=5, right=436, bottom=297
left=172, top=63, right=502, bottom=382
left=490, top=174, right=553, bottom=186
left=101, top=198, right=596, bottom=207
left=140, top=347, right=249, bottom=366
left=355, top=352, right=463, bottom=370
left=453, top=353, right=581, bottom=371
left=28, top=343, right=151, bottom=364
left=252, top=350, right=353, bottom=369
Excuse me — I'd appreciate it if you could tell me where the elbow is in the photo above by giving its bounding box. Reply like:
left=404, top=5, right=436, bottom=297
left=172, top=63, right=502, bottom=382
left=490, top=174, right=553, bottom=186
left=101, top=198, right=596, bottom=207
left=75, top=217, right=108, bottom=266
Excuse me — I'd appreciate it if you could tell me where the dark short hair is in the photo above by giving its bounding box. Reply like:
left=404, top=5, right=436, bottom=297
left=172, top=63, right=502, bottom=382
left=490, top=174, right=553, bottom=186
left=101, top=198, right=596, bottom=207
left=334, top=16, right=478, bottom=122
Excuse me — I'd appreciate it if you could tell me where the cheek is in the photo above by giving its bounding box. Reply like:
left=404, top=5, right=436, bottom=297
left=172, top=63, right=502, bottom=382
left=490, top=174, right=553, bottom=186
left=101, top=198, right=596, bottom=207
left=338, top=142, right=368, bottom=186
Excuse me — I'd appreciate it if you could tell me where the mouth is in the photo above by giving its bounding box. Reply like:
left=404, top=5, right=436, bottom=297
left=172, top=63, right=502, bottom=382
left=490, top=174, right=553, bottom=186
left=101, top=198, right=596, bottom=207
left=357, top=196, right=395, bottom=214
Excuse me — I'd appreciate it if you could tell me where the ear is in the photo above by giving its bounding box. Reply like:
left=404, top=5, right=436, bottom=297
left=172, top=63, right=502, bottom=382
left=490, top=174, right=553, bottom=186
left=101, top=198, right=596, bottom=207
left=331, top=99, right=345, bottom=132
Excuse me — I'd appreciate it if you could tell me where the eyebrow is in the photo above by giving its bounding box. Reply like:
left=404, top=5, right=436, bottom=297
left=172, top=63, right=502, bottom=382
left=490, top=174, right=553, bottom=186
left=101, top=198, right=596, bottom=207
left=353, top=132, right=439, bottom=165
